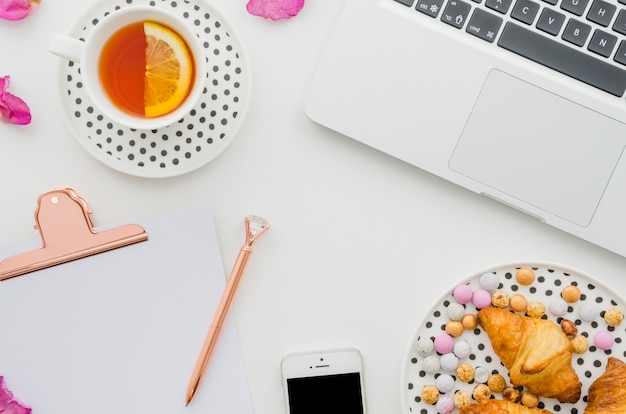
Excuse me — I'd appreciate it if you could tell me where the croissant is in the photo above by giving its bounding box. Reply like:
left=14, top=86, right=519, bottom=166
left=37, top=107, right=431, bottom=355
left=460, top=400, right=553, bottom=414
left=585, top=357, right=626, bottom=413
left=477, top=307, right=581, bottom=403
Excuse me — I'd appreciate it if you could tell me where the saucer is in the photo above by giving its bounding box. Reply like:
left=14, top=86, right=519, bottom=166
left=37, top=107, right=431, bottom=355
left=56, top=0, right=251, bottom=178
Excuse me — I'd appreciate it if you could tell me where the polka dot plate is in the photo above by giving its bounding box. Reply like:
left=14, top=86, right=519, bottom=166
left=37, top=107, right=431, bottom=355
left=57, top=0, right=250, bottom=178
left=402, top=262, right=626, bottom=413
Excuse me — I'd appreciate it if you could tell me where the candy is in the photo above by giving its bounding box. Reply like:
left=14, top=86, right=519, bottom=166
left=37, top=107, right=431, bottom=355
left=436, top=395, right=455, bottom=414
left=515, top=268, right=535, bottom=285
left=456, top=364, right=474, bottom=382
left=487, top=373, right=506, bottom=393
left=594, top=330, right=615, bottom=350
left=445, top=321, right=464, bottom=338
left=416, top=337, right=434, bottom=356
left=453, top=339, right=471, bottom=359
left=474, top=366, right=490, bottom=383
left=604, top=307, right=624, bottom=327
left=479, top=273, right=499, bottom=291
left=423, top=355, right=441, bottom=374
left=434, top=333, right=454, bottom=354
left=509, top=294, right=527, bottom=312
left=421, top=385, right=440, bottom=404
left=435, top=374, right=455, bottom=393
left=579, top=303, right=598, bottom=322
left=548, top=298, right=569, bottom=317
left=453, top=284, right=473, bottom=304
left=526, top=300, right=545, bottom=318
left=571, top=335, right=589, bottom=354
left=445, top=302, right=465, bottom=321
left=472, top=289, right=492, bottom=309
left=440, top=353, right=459, bottom=372
left=491, top=290, right=510, bottom=308
left=461, top=314, right=478, bottom=330
left=562, top=285, right=581, bottom=303
left=454, top=390, right=471, bottom=410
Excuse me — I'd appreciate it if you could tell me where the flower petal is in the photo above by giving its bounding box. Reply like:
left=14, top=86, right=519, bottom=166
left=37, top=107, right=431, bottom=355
left=0, top=0, right=39, bottom=21
left=0, top=76, right=31, bottom=126
left=0, top=377, right=31, bottom=414
left=246, top=0, right=304, bottom=20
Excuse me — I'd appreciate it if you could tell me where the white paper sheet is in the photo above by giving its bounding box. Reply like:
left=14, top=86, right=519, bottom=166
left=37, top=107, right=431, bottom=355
left=0, top=206, right=254, bottom=414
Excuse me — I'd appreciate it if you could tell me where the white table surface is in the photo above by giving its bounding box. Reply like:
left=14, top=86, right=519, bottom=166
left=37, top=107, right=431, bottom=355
left=2, top=0, right=626, bottom=413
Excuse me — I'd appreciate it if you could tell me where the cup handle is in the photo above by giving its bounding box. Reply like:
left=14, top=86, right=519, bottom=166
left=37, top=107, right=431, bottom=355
left=48, top=34, right=83, bottom=62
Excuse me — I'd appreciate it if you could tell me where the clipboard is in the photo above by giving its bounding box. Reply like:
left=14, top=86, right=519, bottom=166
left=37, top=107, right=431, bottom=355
left=0, top=189, right=254, bottom=414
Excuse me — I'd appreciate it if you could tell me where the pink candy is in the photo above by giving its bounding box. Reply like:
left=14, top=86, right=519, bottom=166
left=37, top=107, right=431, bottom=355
left=453, top=284, right=473, bottom=304
left=594, top=330, right=614, bottom=350
left=434, top=333, right=454, bottom=354
left=472, top=289, right=492, bottom=309
left=436, top=395, right=454, bottom=414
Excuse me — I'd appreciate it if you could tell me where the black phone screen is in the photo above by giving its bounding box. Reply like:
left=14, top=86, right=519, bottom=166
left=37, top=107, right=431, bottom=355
left=286, top=372, right=364, bottom=414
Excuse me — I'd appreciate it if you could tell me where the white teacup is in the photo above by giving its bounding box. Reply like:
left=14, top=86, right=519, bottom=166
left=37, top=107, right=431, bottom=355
left=49, top=6, right=206, bottom=130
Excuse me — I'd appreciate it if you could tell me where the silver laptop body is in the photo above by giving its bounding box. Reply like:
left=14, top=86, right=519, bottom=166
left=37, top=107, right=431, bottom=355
left=305, top=0, right=626, bottom=257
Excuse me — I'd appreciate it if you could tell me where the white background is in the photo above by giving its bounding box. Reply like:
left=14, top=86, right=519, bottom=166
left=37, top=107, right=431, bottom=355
left=2, top=0, right=626, bottom=413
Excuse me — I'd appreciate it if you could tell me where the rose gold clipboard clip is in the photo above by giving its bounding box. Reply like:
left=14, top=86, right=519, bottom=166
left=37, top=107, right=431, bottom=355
left=0, top=188, right=148, bottom=281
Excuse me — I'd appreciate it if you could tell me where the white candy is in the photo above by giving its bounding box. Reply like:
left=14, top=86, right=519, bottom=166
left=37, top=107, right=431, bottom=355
left=474, top=366, right=490, bottom=383
left=416, top=337, right=434, bottom=356
left=422, top=355, right=440, bottom=374
left=453, top=339, right=471, bottom=359
left=479, top=273, right=499, bottom=291
left=548, top=298, right=569, bottom=317
left=435, top=374, right=456, bottom=393
left=579, top=303, right=598, bottom=322
left=440, top=353, right=459, bottom=372
left=446, top=302, right=465, bottom=321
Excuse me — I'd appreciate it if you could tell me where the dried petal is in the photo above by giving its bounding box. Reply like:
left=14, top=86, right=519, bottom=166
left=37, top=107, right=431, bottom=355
left=0, top=0, right=39, bottom=21
left=0, top=377, right=31, bottom=414
left=0, top=76, right=31, bottom=125
left=246, top=0, right=304, bottom=20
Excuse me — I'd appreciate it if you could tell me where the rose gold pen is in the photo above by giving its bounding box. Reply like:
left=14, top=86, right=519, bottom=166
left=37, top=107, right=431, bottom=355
left=185, top=215, right=270, bottom=406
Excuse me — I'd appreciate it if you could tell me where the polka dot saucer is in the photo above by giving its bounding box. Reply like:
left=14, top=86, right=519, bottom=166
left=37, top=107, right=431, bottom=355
left=402, top=262, right=626, bottom=413
left=56, top=0, right=250, bottom=178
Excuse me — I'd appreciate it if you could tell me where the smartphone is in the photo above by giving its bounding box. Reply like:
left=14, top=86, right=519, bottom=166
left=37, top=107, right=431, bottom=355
left=281, top=348, right=367, bottom=414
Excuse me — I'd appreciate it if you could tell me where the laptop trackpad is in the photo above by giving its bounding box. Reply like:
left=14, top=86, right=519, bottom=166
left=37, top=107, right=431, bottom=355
left=449, top=70, right=626, bottom=226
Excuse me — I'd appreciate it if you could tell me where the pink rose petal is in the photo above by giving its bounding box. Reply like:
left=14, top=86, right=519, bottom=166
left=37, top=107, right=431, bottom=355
left=246, top=0, right=304, bottom=20
left=0, top=76, right=31, bottom=125
left=0, top=0, right=39, bottom=20
left=0, top=377, right=31, bottom=414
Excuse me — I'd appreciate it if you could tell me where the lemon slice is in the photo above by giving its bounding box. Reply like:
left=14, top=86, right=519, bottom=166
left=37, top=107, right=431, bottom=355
left=143, top=21, right=194, bottom=118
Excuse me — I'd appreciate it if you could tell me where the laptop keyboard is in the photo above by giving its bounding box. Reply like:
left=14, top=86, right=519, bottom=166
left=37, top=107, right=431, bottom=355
left=393, top=0, right=626, bottom=97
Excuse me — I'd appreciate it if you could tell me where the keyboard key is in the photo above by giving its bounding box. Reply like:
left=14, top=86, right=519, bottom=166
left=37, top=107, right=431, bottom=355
left=615, top=40, right=626, bottom=65
left=560, top=0, right=590, bottom=16
left=441, top=0, right=472, bottom=28
left=537, top=8, right=566, bottom=35
left=416, top=0, right=446, bottom=17
left=511, top=0, right=541, bottom=24
left=588, top=28, right=618, bottom=56
left=486, top=0, right=514, bottom=13
left=542, top=0, right=558, bottom=6
left=393, top=0, right=415, bottom=5
left=562, top=18, right=592, bottom=46
left=613, top=9, right=626, bottom=35
left=498, top=22, right=626, bottom=96
left=587, top=0, right=616, bottom=26
left=466, top=8, right=504, bottom=41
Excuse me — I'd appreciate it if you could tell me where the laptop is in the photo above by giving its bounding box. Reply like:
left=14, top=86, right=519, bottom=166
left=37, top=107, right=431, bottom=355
left=304, top=0, right=626, bottom=257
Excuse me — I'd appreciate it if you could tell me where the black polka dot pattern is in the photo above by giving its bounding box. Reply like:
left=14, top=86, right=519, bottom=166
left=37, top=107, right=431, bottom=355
left=403, top=263, right=626, bottom=413
left=58, top=0, right=249, bottom=177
